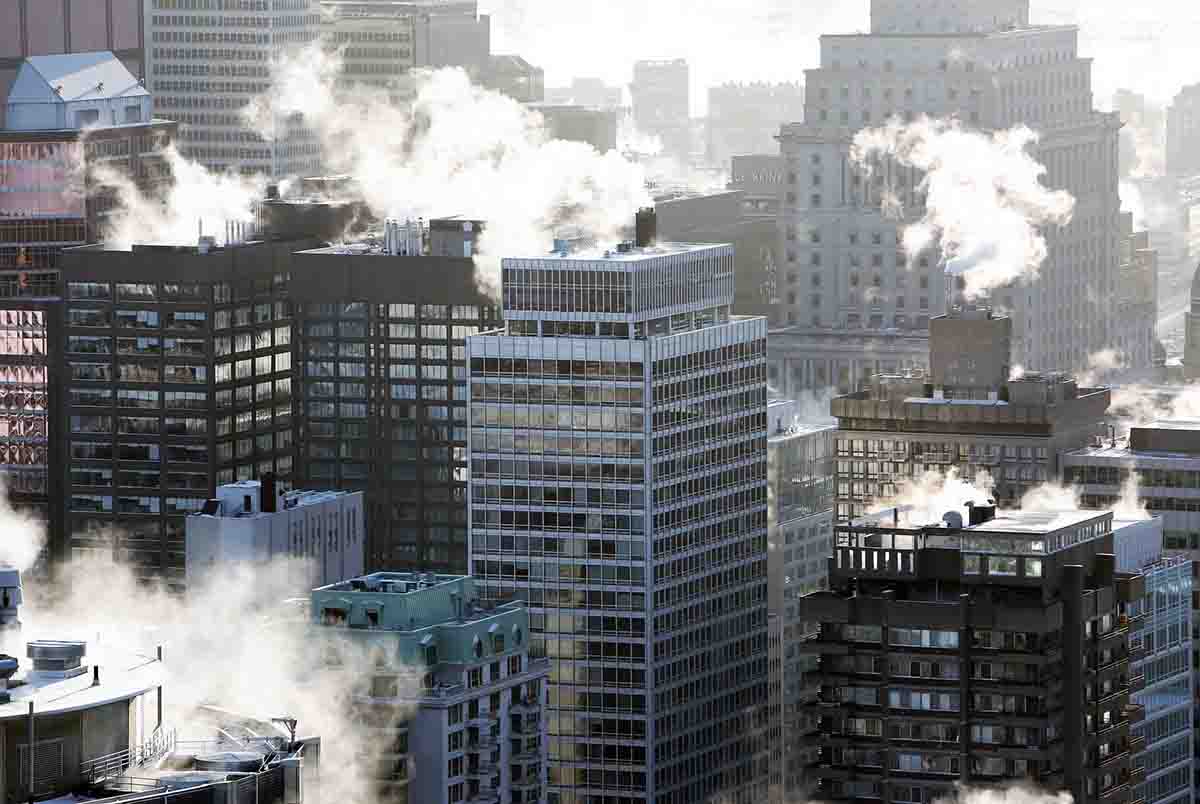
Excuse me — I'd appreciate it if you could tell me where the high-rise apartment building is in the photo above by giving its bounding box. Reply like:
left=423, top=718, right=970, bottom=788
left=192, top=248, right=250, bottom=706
left=466, top=224, right=771, bottom=804
left=290, top=238, right=499, bottom=574
left=798, top=503, right=1150, bottom=804
left=766, top=398, right=835, bottom=798
left=145, top=0, right=322, bottom=178
left=776, top=0, right=1131, bottom=382
left=54, top=237, right=313, bottom=587
left=311, top=572, right=549, bottom=804
left=0, top=0, right=145, bottom=129
left=830, top=308, right=1109, bottom=519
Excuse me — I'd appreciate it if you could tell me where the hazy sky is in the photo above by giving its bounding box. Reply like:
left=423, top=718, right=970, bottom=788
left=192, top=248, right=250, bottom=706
left=480, top=0, right=1200, bottom=114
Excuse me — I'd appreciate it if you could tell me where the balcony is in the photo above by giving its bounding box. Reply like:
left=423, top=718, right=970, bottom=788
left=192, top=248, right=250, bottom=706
left=1126, top=735, right=1145, bottom=754
left=466, top=733, right=497, bottom=753
left=468, top=711, right=498, bottom=728
left=1098, top=783, right=1129, bottom=804
left=467, top=761, right=497, bottom=779
left=1124, top=765, right=1146, bottom=786
left=1127, top=674, right=1145, bottom=692
left=1123, top=704, right=1145, bottom=724
left=467, top=792, right=500, bottom=804
left=511, top=695, right=539, bottom=715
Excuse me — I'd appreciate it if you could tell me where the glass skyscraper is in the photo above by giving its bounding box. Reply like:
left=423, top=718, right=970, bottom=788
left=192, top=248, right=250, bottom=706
left=466, top=232, right=770, bottom=804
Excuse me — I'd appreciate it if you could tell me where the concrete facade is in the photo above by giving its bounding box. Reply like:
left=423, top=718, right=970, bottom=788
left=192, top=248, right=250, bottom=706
left=831, top=309, right=1109, bottom=519
left=185, top=479, right=365, bottom=593
left=310, top=573, right=549, bottom=804
left=798, top=503, right=1150, bottom=804
left=777, top=0, right=1133, bottom=378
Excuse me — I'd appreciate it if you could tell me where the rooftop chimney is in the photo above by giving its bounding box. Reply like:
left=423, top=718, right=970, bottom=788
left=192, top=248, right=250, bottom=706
left=262, top=472, right=277, bottom=514
left=635, top=207, right=657, bottom=248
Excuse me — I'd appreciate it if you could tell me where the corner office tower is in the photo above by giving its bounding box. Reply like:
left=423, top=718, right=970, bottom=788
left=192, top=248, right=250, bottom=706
left=466, top=220, right=771, bottom=804
left=776, top=0, right=1138, bottom=380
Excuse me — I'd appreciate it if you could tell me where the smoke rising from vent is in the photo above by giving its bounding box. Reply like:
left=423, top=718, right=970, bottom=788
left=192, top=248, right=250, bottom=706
left=850, top=118, right=1076, bottom=300
left=244, top=50, right=651, bottom=296
left=23, top=555, right=414, bottom=804
left=0, top=480, right=44, bottom=573
left=92, top=145, right=264, bottom=250
left=878, top=467, right=996, bottom=524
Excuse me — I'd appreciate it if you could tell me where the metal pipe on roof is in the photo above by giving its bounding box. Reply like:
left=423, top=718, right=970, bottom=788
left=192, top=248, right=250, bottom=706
left=27, top=700, right=34, bottom=803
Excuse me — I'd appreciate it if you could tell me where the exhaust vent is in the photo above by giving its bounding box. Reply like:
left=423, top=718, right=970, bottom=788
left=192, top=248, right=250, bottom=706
left=27, top=640, right=87, bottom=679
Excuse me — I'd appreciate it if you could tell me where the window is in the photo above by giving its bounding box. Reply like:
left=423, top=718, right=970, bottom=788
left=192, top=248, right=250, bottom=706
left=989, top=556, right=1018, bottom=576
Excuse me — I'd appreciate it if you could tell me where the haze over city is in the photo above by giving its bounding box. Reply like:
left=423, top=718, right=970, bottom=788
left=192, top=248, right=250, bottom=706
left=0, top=2, right=1198, bottom=804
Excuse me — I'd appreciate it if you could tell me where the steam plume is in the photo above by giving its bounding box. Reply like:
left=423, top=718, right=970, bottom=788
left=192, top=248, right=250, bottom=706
left=850, top=118, right=1076, bottom=299
left=0, top=479, right=45, bottom=573
left=877, top=467, right=996, bottom=524
left=245, top=48, right=651, bottom=296
left=24, top=555, right=414, bottom=804
left=91, top=145, right=264, bottom=249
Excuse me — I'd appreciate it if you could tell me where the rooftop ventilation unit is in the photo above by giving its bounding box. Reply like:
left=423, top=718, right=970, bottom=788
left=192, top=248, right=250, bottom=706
left=0, top=655, right=18, bottom=703
left=27, top=640, right=87, bottom=679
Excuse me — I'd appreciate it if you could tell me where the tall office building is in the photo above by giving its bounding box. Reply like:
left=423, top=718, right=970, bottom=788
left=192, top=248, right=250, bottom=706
left=765, top=398, right=835, bottom=799
left=466, top=220, right=771, bottom=804
left=145, top=0, right=322, bottom=178
left=799, top=503, right=1150, bottom=804
left=0, top=0, right=145, bottom=129
left=0, top=52, right=176, bottom=567
left=319, top=0, right=492, bottom=101
left=776, top=0, right=1132, bottom=383
left=1166, top=84, right=1200, bottom=179
left=630, top=59, right=690, bottom=160
left=830, top=308, right=1109, bottom=519
left=54, top=236, right=313, bottom=588
left=290, top=235, right=499, bottom=574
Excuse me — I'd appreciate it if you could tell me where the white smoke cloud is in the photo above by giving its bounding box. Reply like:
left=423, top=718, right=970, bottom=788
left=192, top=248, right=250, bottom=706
left=1077, top=348, right=1125, bottom=387
left=0, top=480, right=45, bottom=573
left=935, top=784, right=1074, bottom=804
left=245, top=49, right=651, bottom=296
left=91, top=145, right=264, bottom=249
left=22, top=555, right=414, bottom=804
left=850, top=118, right=1076, bottom=300
left=877, top=467, right=996, bottom=525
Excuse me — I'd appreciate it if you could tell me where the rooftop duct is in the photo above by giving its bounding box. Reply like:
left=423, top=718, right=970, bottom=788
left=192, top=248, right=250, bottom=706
left=27, top=640, right=87, bottom=679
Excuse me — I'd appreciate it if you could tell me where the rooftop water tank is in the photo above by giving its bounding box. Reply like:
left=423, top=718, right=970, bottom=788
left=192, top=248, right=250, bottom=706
left=194, top=752, right=265, bottom=773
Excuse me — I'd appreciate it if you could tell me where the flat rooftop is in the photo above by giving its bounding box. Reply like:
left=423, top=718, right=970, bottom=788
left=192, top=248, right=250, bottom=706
left=506, top=241, right=730, bottom=263
left=317, top=571, right=463, bottom=596
left=0, top=642, right=162, bottom=722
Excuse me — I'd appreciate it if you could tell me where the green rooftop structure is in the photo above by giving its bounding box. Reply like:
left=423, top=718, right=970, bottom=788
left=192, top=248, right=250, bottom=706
left=311, top=572, right=548, bottom=804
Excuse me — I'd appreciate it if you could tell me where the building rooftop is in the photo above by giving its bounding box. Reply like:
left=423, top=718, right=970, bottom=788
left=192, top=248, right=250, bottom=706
left=194, top=480, right=358, bottom=520
left=848, top=505, right=1112, bottom=555
left=0, top=639, right=162, bottom=722
left=15, top=52, right=148, bottom=104
left=507, top=240, right=729, bottom=264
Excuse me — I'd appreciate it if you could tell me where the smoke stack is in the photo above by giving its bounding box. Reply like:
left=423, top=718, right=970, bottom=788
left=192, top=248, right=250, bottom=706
left=635, top=207, right=657, bottom=248
left=262, top=472, right=277, bottom=514
left=92, top=664, right=100, bottom=687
